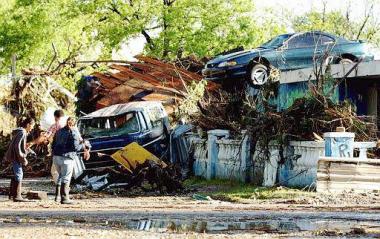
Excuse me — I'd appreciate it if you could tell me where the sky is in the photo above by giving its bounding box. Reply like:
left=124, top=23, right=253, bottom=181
left=116, top=0, right=380, bottom=60
left=255, top=0, right=380, bottom=21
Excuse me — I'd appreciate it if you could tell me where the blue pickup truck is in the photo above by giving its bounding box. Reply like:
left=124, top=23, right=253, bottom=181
left=77, top=101, right=170, bottom=169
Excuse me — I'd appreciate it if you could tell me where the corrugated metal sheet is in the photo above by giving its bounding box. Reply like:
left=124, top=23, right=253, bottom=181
left=83, top=101, right=165, bottom=119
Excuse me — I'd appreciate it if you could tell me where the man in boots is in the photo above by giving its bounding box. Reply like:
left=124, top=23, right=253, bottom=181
left=46, top=109, right=65, bottom=202
left=52, top=117, right=88, bottom=204
left=5, top=118, right=35, bottom=202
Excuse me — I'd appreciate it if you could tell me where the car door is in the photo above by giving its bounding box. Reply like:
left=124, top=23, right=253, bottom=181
left=131, top=110, right=152, bottom=145
left=279, top=33, right=318, bottom=70
left=140, top=107, right=168, bottom=157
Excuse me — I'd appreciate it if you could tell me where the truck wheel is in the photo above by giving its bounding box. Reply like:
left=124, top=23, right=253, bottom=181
left=248, top=63, right=269, bottom=87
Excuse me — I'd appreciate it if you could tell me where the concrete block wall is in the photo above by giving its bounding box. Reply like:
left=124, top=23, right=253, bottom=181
left=191, top=130, right=326, bottom=187
left=191, top=137, right=208, bottom=178
left=278, top=141, right=324, bottom=188
left=191, top=129, right=376, bottom=188
left=215, top=137, right=252, bottom=182
left=192, top=130, right=278, bottom=185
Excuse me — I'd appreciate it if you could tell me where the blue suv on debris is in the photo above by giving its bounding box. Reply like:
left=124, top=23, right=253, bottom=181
left=202, top=31, right=375, bottom=86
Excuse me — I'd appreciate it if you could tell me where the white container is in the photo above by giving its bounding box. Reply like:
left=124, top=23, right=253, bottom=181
left=323, top=132, right=355, bottom=158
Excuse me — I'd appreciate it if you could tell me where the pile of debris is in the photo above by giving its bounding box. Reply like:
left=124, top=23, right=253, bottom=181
left=195, top=91, right=377, bottom=142
left=77, top=159, right=183, bottom=194
left=77, top=55, right=218, bottom=115
left=0, top=74, right=76, bottom=177
left=75, top=140, right=184, bottom=194
left=173, top=55, right=210, bottom=74
left=277, top=96, right=377, bottom=141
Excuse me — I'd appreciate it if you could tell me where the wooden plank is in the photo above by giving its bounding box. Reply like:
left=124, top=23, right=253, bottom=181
left=91, top=72, right=120, bottom=89
left=318, top=167, right=380, bottom=176
left=319, top=157, right=380, bottom=164
left=111, top=65, right=162, bottom=86
left=317, top=157, right=380, bottom=193
left=110, top=72, right=132, bottom=82
left=317, top=181, right=380, bottom=192
left=145, top=71, right=186, bottom=89
left=97, top=84, right=143, bottom=107
left=130, top=62, right=193, bottom=83
left=317, top=167, right=380, bottom=175
left=141, top=93, right=180, bottom=102
left=317, top=173, right=380, bottom=182
left=135, top=55, right=203, bottom=81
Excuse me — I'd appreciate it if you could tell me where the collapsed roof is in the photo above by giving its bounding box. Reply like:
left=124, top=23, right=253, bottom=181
left=82, top=55, right=218, bottom=115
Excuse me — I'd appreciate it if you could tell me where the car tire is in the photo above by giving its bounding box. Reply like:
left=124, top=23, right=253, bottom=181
left=248, top=63, right=269, bottom=87
left=339, top=58, right=354, bottom=64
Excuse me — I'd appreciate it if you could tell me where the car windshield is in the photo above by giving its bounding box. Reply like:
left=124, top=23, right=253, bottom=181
left=260, top=34, right=293, bottom=48
left=78, top=112, right=140, bottom=138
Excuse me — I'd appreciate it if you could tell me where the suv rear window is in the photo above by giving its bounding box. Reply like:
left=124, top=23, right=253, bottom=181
left=79, top=112, right=140, bottom=138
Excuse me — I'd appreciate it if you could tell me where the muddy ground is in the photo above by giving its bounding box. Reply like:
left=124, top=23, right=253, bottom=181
left=0, top=178, right=380, bottom=238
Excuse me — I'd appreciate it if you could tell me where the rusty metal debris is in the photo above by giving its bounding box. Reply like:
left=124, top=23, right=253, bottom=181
left=78, top=55, right=218, bottom=115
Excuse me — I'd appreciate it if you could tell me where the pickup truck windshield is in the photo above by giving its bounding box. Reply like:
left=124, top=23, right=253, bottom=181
left=79, top=112, right=140, bottom=138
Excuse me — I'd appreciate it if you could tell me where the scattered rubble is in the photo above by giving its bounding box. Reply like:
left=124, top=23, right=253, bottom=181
left=76, top=160, right=183, bottom=194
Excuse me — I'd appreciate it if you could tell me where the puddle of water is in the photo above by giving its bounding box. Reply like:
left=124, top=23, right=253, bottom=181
left=1, top=216, right=380, bottom=236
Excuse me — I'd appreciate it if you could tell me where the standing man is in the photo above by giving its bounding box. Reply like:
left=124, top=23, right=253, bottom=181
left=46, top=109, right=65, bottom=201
left=5, top=118, right=35, bottom=202
left=52, top=117, right=89, bottom=204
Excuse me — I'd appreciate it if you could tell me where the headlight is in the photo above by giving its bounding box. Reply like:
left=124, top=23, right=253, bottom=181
left=218, top=61, right=237, bottom=67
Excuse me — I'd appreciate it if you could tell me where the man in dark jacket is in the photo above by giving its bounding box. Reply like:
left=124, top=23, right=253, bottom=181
left=4, top=118, right=35, bottom=202
left=52, top=117, right=88, bottom=204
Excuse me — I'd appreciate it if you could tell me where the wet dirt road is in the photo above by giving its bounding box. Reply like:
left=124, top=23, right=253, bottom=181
left=1, top=178, right=380, bottom=238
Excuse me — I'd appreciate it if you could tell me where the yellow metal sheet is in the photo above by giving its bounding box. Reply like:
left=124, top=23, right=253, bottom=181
left=111, top=142, right=165, bottom=173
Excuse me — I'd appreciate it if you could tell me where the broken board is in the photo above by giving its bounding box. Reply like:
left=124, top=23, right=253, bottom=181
left=111, top=142, right=166, bottom=173
left=317, top=157, right=380, bottom=193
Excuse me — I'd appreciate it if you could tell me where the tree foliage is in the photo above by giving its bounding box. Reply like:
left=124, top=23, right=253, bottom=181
left=0, top=0, right=285, bottom=76
left=0, top=0, right=96, bottom=75
left=81, top=0, right=285, bottom=59
left=291, top=3, right=380, bottom=46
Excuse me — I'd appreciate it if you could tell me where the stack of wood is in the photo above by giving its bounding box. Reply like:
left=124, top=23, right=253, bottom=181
left=79, top=55, right=218, bottom=115
left=317, top=157, right=380, bottom=192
